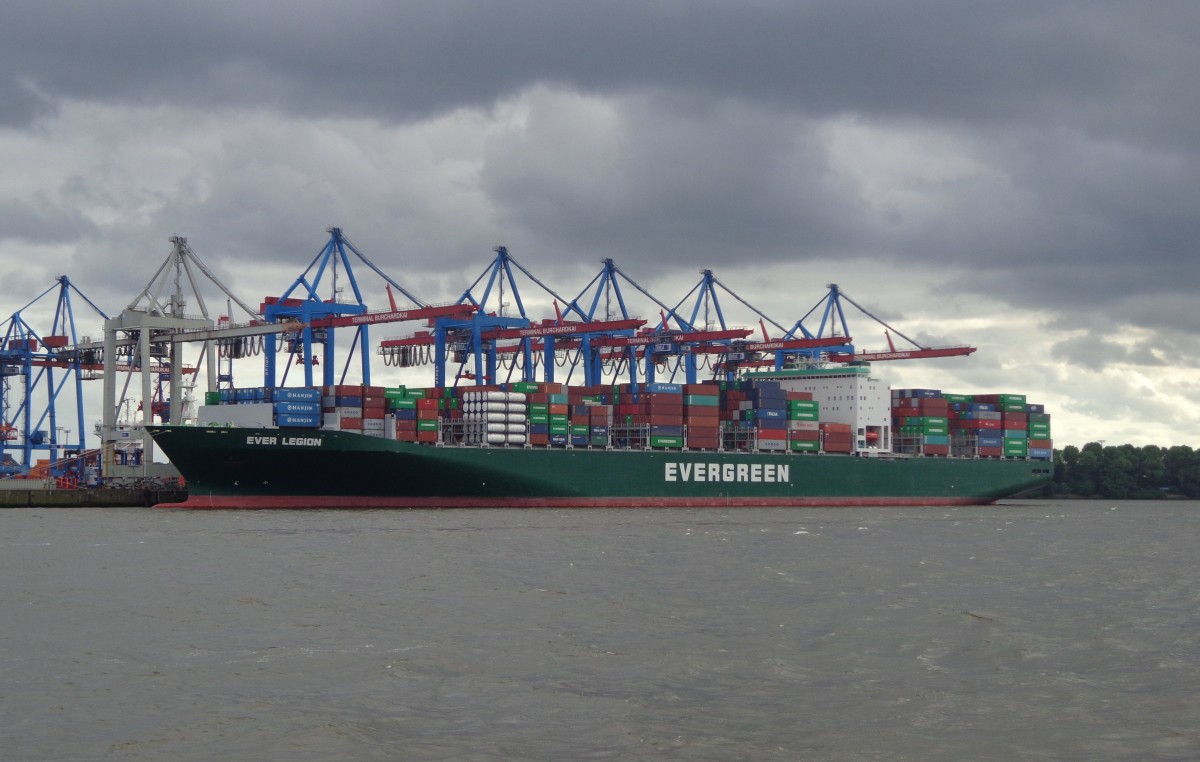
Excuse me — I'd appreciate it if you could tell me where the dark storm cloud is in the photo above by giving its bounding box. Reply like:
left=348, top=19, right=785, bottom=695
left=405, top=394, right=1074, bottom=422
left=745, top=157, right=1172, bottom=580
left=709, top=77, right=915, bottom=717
left=0, top=197, right=97, bottom=244
left=4, top=1, right=1198, bottom=321
left=5, top=2, right=1196, bottom=136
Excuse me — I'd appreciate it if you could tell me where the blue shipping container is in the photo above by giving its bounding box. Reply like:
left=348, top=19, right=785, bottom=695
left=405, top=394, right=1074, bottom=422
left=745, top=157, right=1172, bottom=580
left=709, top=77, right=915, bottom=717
left=755, top=418, right=789, bottom=430
left=650, top=425, right=684, bottom=437
left=274, top=387, right=321, bottom=402
left=276, top=413, right=321, bottom=428
left=274, top=401, right=320, bottom=415
left=644, top=382, right=683, bottom=394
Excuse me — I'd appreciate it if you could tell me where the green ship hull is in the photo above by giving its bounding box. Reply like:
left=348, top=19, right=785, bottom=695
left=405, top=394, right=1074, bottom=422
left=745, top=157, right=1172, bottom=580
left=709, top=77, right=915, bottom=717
left=147, top=425, right=1053, bottom=509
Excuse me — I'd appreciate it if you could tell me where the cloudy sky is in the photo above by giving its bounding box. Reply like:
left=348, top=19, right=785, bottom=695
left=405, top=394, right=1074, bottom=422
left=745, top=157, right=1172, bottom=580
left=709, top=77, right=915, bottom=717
left=2, top=1, right=1198, bottom=448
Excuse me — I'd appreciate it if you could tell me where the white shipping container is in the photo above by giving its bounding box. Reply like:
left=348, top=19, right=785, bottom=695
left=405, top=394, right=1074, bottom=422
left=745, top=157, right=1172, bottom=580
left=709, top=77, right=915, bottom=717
left=197, top=403, right=274, bottom=427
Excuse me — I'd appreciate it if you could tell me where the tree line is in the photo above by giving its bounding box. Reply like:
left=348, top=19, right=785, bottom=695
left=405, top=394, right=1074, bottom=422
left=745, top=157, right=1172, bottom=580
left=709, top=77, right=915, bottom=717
left=1049, top=443, right=1200, bottom=499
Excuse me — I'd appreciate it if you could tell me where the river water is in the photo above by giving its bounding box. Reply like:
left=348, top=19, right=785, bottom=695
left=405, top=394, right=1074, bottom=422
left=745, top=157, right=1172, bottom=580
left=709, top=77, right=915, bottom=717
left=2, top=500, right=1198, bottom=761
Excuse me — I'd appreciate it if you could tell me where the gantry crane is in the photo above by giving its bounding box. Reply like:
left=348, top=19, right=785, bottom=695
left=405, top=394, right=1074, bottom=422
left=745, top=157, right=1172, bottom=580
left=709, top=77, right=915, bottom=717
left=0, top=276, right=108, bottom=479
left=793, top=284, right=975, bottom=363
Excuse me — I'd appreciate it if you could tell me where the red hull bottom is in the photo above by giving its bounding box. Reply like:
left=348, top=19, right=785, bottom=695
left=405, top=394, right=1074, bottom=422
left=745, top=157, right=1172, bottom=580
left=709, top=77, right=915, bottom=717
left=156, top=494, right=989, bottom=509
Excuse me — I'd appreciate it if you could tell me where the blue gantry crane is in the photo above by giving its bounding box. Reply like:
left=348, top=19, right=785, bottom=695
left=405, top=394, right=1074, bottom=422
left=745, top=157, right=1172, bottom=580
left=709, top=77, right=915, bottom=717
left=789, top=283, right=976, bottom=363
left=0, top=276, right=108, bottom=479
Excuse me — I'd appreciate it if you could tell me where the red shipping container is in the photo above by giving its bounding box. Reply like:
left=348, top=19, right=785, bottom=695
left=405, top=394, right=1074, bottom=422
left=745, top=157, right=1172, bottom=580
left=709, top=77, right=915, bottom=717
left=979, top=446, right=1003, bottom=457
left=788, top=429, right=820, bottom=441
left=686, top=437, right=720, bottom=449
left=1028, top=438, right=1053, bottom=449
left=339, top=417, right=363, bottom=429
left=684, top=384, right=719, bottom=396
left=785, top=391, right=813, bottom=401
left=645, top=393, right=684, bottom=408
left=416, top=398, right=440, bottom=410
left=416, top=430, right=438, bottom=442
left=548, top=403, right=569, bottom=416
left=649, top=413, right=683, bottom=426
left=922, top=444, right=949, bottom=456
left=1002, top=412, right=1028, bottom=427
left=956, top=419, right=1001, bottom=430
left=820, top=422, right=852, bottom=433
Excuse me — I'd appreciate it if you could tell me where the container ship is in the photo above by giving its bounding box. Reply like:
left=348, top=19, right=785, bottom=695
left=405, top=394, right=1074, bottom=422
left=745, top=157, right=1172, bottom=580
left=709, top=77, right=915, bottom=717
left=147, top=367, right=1054, bottom=509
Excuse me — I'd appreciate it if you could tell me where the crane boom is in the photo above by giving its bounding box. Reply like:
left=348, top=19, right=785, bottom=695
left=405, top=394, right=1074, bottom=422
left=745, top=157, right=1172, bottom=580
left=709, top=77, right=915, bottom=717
left=828, top=346, right=976, bottom=362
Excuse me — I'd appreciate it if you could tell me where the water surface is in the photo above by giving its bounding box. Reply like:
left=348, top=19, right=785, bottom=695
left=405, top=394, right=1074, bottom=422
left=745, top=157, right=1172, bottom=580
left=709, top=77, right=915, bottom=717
left=2, top=500, right=1198, bottom=760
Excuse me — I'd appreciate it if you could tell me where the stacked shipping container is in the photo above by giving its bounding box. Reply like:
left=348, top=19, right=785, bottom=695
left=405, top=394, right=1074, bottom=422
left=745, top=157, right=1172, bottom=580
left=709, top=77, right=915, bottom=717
left=892, top=389, right=1052, bottom=460
left=200, top=381, right=1050, bottom=460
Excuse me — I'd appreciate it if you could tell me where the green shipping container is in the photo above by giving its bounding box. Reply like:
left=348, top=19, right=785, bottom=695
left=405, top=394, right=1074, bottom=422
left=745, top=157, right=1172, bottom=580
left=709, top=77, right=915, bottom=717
left=789, top=410, right=819, bottom=421
left=570, top=425, right=589, bottom=436
left=684, top=395, right=719, bottom=407
left=790, top=440, right=820, bottom=452
left=650, top=435, right=683, bottom=448
left=528, top=413, right=549, bottom=424
left=384, top=387, right=407, bottom=400
left=204, top=391, right=221, bottom=405
left=510, top=381, right=540, bottom=393
left=416, top=419, right=438, bottom=431
left=389, top=398, right=417, bottom=410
